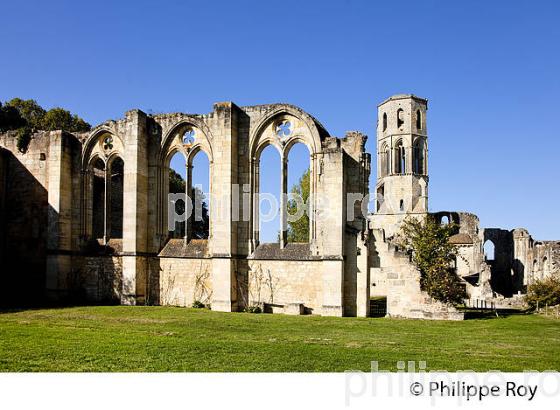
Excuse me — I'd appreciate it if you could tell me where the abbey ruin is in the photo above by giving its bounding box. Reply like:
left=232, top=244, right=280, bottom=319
left=0, top=94, right=558, bottom=319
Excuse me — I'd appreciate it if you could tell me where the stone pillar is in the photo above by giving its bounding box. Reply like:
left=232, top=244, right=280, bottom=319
left=122, top=110, right=149, bottom=305
left=103, top=166, right=111, bottom=243
left=46, top=132, right=74, bottom=300
left=280, top=156, right=288, bottom=248
left=318, top=150, right=345, bottom=316
left=210, top=102, right=238, bottom=312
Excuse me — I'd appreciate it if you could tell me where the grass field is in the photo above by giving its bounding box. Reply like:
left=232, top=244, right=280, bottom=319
left=0, top=306, right=559, bottom=372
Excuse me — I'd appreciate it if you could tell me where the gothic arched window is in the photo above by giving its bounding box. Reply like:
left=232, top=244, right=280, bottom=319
left=380, top=143, right=390, bottom=177
left=413, top=139, right=425, bottom=174
left=395, top=140, right=406, bottom=174
left=416, top=109, right=422, bottom=130
left=397, top=109, right=404, bottom=128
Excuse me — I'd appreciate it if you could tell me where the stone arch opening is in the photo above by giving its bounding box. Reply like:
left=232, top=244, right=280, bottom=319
left=91, top=157, right=106, bottom=240
left=484, top=240, right=496, bottom=261
left=286, top=142, right=311, bottom=243
left=397, top=108, right=404, bottom=128
left=394, top=139, right=406, bottom=174
left=416, top=109, right=422, bottom=130
left=257, top=145, right=281, bottom=243
left=380, top=143, right=389, bottom=177
left=189, top=150, right=210, bottom=240
left=413, top=138, right=425, bottom=174
left=109, top=157, right=124, bottom=239
left=168, top=151, right=187, bottom=239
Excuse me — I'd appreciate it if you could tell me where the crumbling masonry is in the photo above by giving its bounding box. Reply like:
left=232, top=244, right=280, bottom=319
left=0, top=95, right=558, bottom=319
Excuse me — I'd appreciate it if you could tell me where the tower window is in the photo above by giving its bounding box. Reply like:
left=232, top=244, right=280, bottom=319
left=416, top=109, right=422, bottom=130
left=484, top=240, right=496, bottom=261
left=380, top=143, right=390, bottom=177
left=395, top=140, right=405, bottom=174
left=399, top=199, right=404, bottom=212
left=382, top=113, right=387, bottom=131
left=397, top=109, right=404, bottom=128
left=413, top=138, right=425, bottom=174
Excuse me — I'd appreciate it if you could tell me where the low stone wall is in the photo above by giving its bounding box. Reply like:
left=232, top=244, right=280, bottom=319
left=156, top=257, right=212, bottom=307
left=79, top=256, right=123, bottom=303
left=247, top=259, right=323, bottom=314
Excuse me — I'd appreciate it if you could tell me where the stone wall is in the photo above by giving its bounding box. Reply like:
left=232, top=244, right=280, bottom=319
left=247, top=259, right=323, bottom=314
left=0, top=132, right=51, bottom=305
left=0, top=148, right=6, bottom=274
left=157, top=257, right=212, bottom=307
left=78, top=256, right=123, bottom=303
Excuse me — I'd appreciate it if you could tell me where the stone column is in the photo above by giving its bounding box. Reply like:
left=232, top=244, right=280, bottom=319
left=280, top=156, right=288, bottom=248
left=210, top=102, right=238, bottom=312
left=185, top=163, right=193, bottom=242
left=46, top=131, right=74, bottom=300
left=122, top=110, right=149, bottom=305
left=103, top=165, right=111, bottom=244
left=318, top=150, right=345, bottom=316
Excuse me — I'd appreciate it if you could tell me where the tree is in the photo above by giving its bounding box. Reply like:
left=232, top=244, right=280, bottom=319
left=286, top=168, right=310, bottom=242
left=0, top=98, right=91, bottom=152
left=0, top=101, right=26, bottom=131
left=396, top=215, right=467, bottom=305
left=41, top=107, right=91, bottom=132
left=5, top=98, right=45, bottom=128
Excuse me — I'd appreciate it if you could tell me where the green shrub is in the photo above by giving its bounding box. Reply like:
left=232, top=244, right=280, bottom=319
left=191, top=300, right=205, bottom=309
left=525, top=274, right=560, bottom=310
left=244, top=305, right=262, bottom=314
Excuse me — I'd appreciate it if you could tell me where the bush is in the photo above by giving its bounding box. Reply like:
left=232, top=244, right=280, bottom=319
left=244, top=305, right=262, bottom=314
left=525, top=274, right=560, bottom=310
left=191, top=300, right=205, bottom=309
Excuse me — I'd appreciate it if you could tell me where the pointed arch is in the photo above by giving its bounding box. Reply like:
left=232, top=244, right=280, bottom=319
left=413, top=138, right=426, bottom=175
left=394, top=139, right=406, bottom=174
left=380, top=143, right=390, bottom=177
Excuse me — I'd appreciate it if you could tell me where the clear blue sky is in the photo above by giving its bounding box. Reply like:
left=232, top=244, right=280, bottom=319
left=2, top=0, right=559, bottom=240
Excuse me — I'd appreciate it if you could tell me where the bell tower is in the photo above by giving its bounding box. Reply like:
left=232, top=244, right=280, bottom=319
left=375, top=94, right=428, bottom=217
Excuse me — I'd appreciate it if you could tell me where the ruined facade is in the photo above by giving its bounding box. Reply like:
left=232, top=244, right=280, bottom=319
left=0, top=95, right=558, bottom=318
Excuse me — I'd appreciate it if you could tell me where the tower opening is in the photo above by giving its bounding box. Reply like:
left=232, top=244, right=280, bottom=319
left=416, top=109, right=422, bottom=130
left=397, top=109, right=404, bottom=128
left=484, top=240, right=496, bottom=261
left=413, top=139, right=425, bottom=174
left=395, top=140, right=406, bottom=174
left=380, top=143, right=390, bottom=177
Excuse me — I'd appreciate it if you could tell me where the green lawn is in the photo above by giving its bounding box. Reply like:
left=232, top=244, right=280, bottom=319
left=0, top=306, right=558, bottom=372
